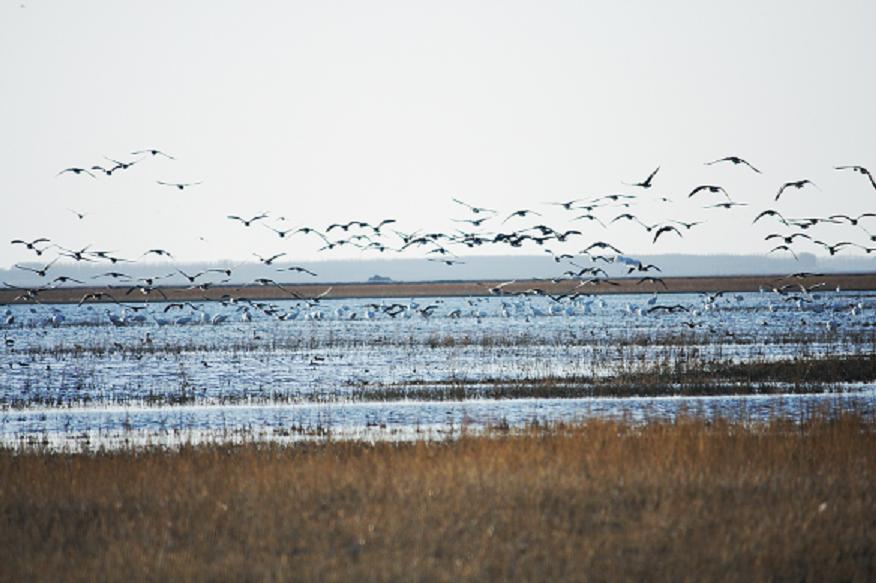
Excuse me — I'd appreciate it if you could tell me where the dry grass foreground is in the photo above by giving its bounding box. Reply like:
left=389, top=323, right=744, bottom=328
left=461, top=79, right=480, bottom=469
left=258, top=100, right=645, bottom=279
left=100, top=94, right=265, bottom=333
left=2, top=415, right=875, bottom=582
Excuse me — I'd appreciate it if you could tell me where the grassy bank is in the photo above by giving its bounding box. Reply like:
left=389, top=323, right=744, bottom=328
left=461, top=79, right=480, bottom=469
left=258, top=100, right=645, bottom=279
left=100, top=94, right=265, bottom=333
left=1, top=413, right=875, bottom=581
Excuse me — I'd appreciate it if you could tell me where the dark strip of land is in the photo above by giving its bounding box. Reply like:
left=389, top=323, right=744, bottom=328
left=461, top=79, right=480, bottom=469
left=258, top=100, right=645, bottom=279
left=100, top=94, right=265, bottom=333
left=2, top=272, right=876, bottom=305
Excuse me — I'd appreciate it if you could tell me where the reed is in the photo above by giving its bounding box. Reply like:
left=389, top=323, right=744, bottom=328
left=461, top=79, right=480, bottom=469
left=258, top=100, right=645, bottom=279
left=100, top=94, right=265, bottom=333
left=2, top=411, right=874, bottom=582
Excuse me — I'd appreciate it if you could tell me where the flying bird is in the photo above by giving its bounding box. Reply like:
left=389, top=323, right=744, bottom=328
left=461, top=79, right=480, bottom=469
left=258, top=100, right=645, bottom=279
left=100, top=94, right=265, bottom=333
left=669, top=220, right=703, bottom=230
left=451, top=198, right=497, bottom=214
left=775, top=180, right=818, bottom=201
left=228, top=213, right=269, bottom=227
left=14, top=257, right=58, bottom=277
left=132, top=148, right=175, bottom=159
left=652, top=225, right=683, bottom=243
left=688, top=185, right=730, bottom=200
left=142, top=249, right=174, bottom=259
left=452, top=217, right=491, bottom=227
left=835, top=165, right=875, bottom=190
left=157, top=180, right=202, bottom=190
left=769, top=245, right=799, bottom=260
left=765, top=233, right=812, bottom=245
left=253, top=252, right=286, bottom=265
left=277, top=266, right=317, bottom=276
left=813, top=240, right=853, bottom=256
left=583, top=241, right=622, bottom=254
left=545, top=199, right=584, bottom=210
left=11, top=238, right=51, bottom=251
left=428, top=258, right=466, bottom=266
left=502, top=209, right=542, bottom=224
left=57, top=167, right=96, bottom=178
left=705, top=156, right=761, bottom=173
left=623, top=166, right=660, bottom=189
left=572, top=214, right=606, bottom=227
left=704, top=202, right=748, bottom=210
left=752, top=209, right=787, bottom=225
left=827, top=213, right=876, bottom=226
left=637, top=276, right=668, bottom=288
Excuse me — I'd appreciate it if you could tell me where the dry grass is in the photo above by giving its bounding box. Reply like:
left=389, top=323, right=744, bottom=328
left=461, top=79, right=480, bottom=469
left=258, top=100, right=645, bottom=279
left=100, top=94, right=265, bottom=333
left=2, top=414, right=875, bottom=582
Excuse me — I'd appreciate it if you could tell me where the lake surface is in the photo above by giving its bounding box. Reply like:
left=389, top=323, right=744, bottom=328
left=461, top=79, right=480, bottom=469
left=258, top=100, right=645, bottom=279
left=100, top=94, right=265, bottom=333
left=2, top=290, right=875, bottom=450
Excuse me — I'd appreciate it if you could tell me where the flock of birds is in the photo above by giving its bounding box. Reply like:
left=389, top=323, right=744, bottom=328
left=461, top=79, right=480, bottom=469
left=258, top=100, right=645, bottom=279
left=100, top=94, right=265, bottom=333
left=3, top=150, right=876, bottom=329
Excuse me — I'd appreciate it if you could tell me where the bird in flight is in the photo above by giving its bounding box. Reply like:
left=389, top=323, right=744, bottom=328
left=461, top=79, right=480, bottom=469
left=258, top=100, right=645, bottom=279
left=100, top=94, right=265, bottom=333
left=452, top=198, right=497, bottom=214
left=14, top=257, right=58, bottom=277
left=132, top=148, right=175, bottom=159
left=428, top=258, right=466, bottom=266
left=768, top=245, right=798, bottom=260
left=623, top=166, right=660, bottom=189
left=228, top=213, right=269, bottom=227
left=835, top=165, right=875, bottom=190
left=142, top=249, right=174, bottom=259
left=176, top=269, right=207, bottom=283
left=277, top=266, right=317, bottom=276
left=765, top=233, right=812, bottom=245
left=58, top=167, right=96, bottom=178
left=11, top=237, right=51, bottom=251
left=452, top=217, right=491, bottom=227
left=669, top=220, right=703, bottom=230
left=253, top=252, right=286, bottom=265
left=688, top=185, right=730, bottom=200
left=545, top=199, right=584, bottom=210
left=828, top=213, right=876, bottom=226
left=502, top=209, right=542, bottom=224
left=813, top=240, right=853, bottom=256
left=705, top=156, right=761, bottom=173
left=572, top=214, right=606, bottom=227
left=157, top=180, right=202, bottom=190
left=652, top=225, right=683, bottom=243
left=263, top=225, right=296, bottom=238
left=67, top=209, right=88, bottom=220
left=105, top=157, right=139, bottom=172
left=583, top=241, right=622, bottom=254
left=775, top=180, right=818, bottom=201
left=704, top=202, right=748, bottom=210
left=752, top=209, right=787, bottom=225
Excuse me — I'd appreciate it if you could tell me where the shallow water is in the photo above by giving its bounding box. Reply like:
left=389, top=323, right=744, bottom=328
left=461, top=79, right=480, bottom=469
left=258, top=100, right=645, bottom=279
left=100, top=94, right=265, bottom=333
left=2, top=290, right=875, bottom=450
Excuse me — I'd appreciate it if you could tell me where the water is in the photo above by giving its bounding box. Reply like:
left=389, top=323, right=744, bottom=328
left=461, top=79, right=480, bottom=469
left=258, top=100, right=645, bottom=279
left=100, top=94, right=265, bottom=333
left=2, top=290, right=875, bottom=450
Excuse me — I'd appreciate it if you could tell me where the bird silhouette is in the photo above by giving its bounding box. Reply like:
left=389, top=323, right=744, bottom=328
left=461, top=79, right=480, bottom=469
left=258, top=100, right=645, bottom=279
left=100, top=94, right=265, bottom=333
left=775, top=180, right=818, bottom=201
left=652, top=225, right=683, bottom=243
left=452, top=198, right=497, bottom=214
left=228, top=213, right=269, bottom=227
left=157, top=180, right=202, bottom=190
left=769, top=245, right=799, bottom=260
left=623, top=166, right=659, bottom=188
left=253, top=252, right=286, bottom=265
left=705, top=156, right=761, bottom=173
left=835, top=165, right=875, bottom=190
left=277, top=266, right=317, bottom=276
left=752, top=209, right=787, bottom=225
left=132, top=148, right=175, bottom=159
left=14, top=257, right=58, bottom=277
left=688, top=185, right=730, bottom=200
left=57, top=167, right=96, bottom=178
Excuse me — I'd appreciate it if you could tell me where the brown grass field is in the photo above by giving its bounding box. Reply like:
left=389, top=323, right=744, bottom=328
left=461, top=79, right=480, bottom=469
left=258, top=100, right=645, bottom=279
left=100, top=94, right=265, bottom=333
left=2, top=413, right=875, bottom=582
left=3, top=272, right=876, bottom=304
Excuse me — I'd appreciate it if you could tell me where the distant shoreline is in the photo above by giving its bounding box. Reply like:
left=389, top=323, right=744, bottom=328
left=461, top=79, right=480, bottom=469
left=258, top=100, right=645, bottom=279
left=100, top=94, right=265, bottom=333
left=2, top=272, right=875, bottom=305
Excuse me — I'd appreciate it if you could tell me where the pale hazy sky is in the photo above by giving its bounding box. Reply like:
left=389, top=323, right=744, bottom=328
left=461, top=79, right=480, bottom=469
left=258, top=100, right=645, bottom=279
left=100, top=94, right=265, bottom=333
left=2, top=1, right=875, bottom=269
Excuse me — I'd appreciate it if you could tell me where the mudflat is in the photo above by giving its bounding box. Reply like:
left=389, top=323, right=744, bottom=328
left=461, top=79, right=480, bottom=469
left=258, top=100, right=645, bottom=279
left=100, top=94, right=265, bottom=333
left=3, top=272, right=875, bottom=304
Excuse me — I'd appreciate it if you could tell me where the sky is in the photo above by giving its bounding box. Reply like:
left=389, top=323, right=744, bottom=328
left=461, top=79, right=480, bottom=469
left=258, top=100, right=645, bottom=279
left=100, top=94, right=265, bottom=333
left=2, top=0, right=875, bottom=272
